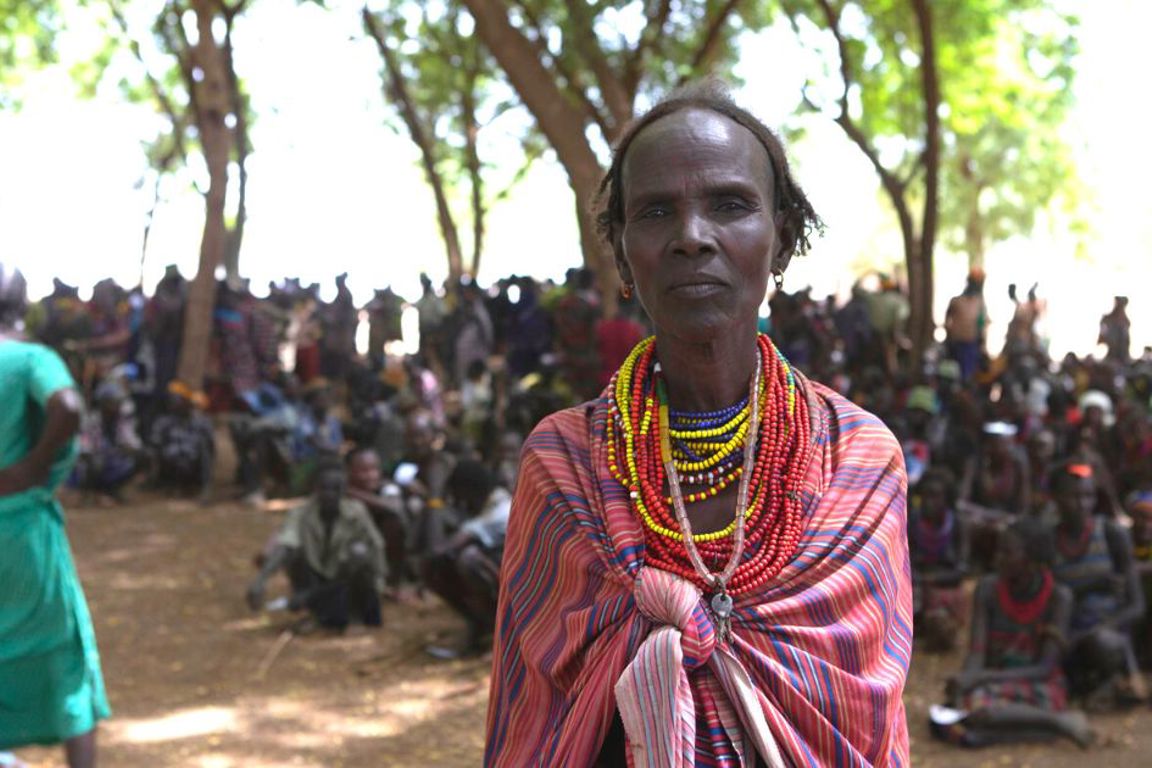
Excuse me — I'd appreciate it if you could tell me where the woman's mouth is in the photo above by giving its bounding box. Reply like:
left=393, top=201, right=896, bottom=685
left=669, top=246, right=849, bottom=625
left=668, top=281, right=726, bottom=297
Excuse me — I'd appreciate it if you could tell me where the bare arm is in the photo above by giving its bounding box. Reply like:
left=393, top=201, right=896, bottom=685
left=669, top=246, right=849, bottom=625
left=246, top=545, right=291, bottom=611
left=959, top=576, right=991, bottom=677
left=0, top=388, right=81, bottom=495
left=347, top=486, right=404, bottom=517
left=1015, top=454, right=1032, bottom=515
left=1103, top=521, right=1145, bottom=631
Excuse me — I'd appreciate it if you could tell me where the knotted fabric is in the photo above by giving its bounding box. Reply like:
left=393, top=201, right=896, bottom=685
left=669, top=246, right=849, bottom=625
left=616, top=566, right=785, bottom=767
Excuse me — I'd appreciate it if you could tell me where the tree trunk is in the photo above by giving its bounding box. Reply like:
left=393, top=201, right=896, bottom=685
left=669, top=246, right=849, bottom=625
left=177, top=0, right=234, bottom=390
left=223, top=15, right=247, bottom=284
left=460, top=0, right=613, bottom=287
left=911, top=0, right=941, bottom=363
left=462, top=55, right=485, bottom=277
left=964, top=191, right=986, bottom=269
left=365, top=9, right=464, bottom=280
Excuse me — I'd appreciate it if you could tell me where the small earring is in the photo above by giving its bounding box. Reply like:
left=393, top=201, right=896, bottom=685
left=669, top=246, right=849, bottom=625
left=620, top=282, right=634, bottom=299
left=772, top=270, right=784, bottom=291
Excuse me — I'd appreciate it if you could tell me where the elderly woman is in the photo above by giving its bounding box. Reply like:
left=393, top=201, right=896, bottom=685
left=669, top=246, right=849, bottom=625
left=0, top=264, right=109, bottom=768
left=485, top=84, right=912, bottom=766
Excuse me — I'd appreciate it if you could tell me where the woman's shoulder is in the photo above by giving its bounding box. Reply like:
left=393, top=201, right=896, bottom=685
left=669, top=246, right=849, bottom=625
left=522, top=401, right=598, bottom=453
left=0, top=338, right=63, bottom=371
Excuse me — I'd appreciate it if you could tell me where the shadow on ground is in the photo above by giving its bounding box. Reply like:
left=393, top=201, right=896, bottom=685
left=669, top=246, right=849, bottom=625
left=13, top=496, right=1152, bottom=767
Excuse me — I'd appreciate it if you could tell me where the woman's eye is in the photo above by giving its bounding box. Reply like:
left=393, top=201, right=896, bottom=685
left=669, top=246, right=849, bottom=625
left=640, top=207, right=668, bottom=220
left=717, top=200, right=748, bottom=212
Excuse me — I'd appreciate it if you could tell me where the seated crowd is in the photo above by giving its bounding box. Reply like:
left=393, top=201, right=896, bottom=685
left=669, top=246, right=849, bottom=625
left=25, top=263, right=1152, bottom=745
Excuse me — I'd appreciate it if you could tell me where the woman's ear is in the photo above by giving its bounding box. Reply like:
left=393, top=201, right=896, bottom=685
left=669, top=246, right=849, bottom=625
left=771, top=211, right=798, bottom=275
left=614, top=234, right=633, bottom=286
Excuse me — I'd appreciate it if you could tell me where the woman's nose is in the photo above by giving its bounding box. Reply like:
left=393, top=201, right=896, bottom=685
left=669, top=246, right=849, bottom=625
left=670, top=210, right=715, bottom=257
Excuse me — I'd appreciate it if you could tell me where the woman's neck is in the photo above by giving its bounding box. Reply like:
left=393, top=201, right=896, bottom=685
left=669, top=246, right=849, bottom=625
left=654, top=326, right=759, bottom=412
left=1059, top=514, right=1088, bottom=536
left=1006, top=568, right=1041, bottom=598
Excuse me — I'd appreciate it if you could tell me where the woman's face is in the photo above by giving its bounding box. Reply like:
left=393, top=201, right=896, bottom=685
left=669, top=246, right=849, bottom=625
left=616, top=109, right=782, bottom=344
left=348, top=451, right=382, bottom=492
left=996, top=530, right=1029, bottom=582
left=920, top=480, right=948, bottom=519
left=1056, top=475, right=1096, bottom=526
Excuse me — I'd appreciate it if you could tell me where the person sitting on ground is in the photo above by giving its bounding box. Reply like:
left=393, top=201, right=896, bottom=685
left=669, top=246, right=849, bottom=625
left=1127, top=488, right=1152, bottom=668
left=246, top=457, right=385, bottom=631
left=1025, top=428, right=1058, bottom=516
left=460, top=358, right=494, bottom=450
left=231, top=376, right=302, bottom=504
left=73, top=378, right=143, bottom=502
left=900, top=385, right=943, bottom=486
left=960, top=421, right=1031, bottom=569
left=939, top=518, right=1092, bottom=749
left=343, top=447, right=410, bottom=598
left=910, top=468, right=970, bottom=652
left=287, top=378, right=344, bottom=494
left=490, top=429, right=524, bottom=492
left=1049, top=462, right=1147, bottom=707
left=421, top=459, right=511, bottom=659
left=395, top=408, right=457, bottom=549
left=148, top=380, right=215, bottom=502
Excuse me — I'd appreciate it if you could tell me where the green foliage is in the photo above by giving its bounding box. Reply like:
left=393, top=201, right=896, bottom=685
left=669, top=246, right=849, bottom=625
left=0, top=0, right=62, bottom=107
left=72, top=1, right=254, bottom=196
left=365, top=1, right=508, bottom=269
left=365, top=0, right=770, bottom=269
left=782, top=0, right=1080, bottom=263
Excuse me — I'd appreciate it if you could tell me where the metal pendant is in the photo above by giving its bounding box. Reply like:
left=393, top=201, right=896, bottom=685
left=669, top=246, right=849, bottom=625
left=710, top=591, right=734, bottom=641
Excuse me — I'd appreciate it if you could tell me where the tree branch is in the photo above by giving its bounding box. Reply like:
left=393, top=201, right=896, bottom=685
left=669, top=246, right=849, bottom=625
left=108, top=0, right=189, bottom=165
left=624, top=0, right=671, bottom=99
left=363, top=7, right=464, bottom=278
left=561, top=0, right=633, bottom=137
left=222, top=9, right=248, bottom=278
left=678, top=0, right=743, bottom=84
left=811, top=0, right=911, bottom=204
left=221, top=0, right=248, bottom=19
left=462, top=44, right=485, bottom=277
left=508, top=0, right=613, bottom=140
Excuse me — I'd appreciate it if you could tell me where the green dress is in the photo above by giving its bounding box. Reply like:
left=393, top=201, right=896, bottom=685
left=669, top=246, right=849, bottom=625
left=0, top=340, right=110, bottom=749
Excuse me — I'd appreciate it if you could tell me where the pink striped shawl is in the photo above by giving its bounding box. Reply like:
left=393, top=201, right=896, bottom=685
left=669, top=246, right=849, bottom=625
left=485, top=377, right=912, bottom=767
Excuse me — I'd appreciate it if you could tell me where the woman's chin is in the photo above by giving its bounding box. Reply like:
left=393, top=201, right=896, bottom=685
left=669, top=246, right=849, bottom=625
left=656, top=313, right=752, bottom=346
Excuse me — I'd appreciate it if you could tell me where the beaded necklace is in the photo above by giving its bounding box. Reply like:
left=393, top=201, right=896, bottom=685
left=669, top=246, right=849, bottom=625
left=660, top=350, right=762, bottom=640
left=1056, top=517, right=1094, bottom=561
left=996, top=569, right=1054, bottom=626
left=605, top=334, right=812, bottom=606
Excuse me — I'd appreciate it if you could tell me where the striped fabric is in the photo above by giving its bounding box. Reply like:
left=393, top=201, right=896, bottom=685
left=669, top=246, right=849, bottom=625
left=1052, top=517, right=1120, bottom=633
left=484, top=376, right=912, bottom=767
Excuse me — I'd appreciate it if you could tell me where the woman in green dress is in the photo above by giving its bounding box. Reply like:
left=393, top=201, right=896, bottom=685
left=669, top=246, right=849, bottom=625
left=0, top=264, right=109, bottom=767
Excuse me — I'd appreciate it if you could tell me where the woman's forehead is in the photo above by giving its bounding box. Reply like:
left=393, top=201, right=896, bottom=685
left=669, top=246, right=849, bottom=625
left=622, top=109, right=773, bottom=191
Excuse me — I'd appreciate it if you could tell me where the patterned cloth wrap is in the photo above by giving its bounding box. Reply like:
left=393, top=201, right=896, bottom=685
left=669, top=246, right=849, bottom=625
left=485, top=376, right=913, bottom=767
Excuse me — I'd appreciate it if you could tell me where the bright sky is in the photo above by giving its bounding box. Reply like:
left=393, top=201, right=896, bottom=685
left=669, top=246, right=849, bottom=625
left=1, top=0, right=1149, bottom=356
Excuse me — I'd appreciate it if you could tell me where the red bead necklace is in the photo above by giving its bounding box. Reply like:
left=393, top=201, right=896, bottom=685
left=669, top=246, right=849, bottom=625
left=606, top=335, right=812, bottom=596
left=996, top=569, right=1054, bottom=626
left=1056, top=517, right=1094, bottom=561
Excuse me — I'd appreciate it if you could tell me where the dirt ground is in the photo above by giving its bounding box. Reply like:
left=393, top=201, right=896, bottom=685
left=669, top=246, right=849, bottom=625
left=13, top=496, right=1152, bottom=767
